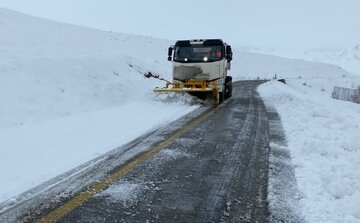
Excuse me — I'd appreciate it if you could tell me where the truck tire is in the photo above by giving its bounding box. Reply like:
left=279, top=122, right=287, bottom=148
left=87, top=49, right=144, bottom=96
left=219, top=91, right=225, bottom=104
left=225, top=76, right=233, bottom=99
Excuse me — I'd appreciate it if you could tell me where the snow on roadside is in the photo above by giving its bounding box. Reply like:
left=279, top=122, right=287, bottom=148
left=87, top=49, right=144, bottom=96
left=258, top=80, right=360, bottom=223
left=0, top=101, right=198, bottom=203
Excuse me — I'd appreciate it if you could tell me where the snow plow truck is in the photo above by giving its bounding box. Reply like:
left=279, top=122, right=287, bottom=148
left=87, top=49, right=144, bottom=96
left=153, top=39, right=233, bottom=104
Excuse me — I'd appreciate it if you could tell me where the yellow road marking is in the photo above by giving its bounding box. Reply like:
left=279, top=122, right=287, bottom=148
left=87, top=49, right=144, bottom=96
left=38, top=106, right=218, bottom=223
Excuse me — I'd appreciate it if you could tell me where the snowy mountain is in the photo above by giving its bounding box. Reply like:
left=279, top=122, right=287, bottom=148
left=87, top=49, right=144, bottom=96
left=301, top=45, right=360, bottom=76
left=1, top=7, right=360, bottom=223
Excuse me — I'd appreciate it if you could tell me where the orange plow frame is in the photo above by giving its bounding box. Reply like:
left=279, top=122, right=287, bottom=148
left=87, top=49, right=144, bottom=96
left=154, top=80, right=220, bottom=104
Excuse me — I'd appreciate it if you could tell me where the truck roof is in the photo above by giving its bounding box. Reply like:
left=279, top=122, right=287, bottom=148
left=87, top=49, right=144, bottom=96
left=175, top=39, right=226, bottom=47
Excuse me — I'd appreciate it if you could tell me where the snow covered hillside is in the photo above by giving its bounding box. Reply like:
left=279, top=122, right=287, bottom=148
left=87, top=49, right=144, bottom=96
left=242, top=45, right=360, bottom=77
left=294, top=46, right=360, bottom=77
left=0, top=8, right=198, bottom=204
left=0, top=7, right=176, bottom=129
left=232, top=49, right=360, bottom=96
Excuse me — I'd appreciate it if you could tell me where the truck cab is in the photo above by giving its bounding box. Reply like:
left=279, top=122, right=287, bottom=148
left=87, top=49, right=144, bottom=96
left=168, top=39, right=233, bottom=102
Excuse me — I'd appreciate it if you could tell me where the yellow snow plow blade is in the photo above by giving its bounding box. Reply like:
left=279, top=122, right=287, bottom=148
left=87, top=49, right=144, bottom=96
left=154, top=80, right=220, bottom=104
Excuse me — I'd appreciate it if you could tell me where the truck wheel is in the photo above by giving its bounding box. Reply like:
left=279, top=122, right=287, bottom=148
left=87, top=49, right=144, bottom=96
left=219, top=91, right=225, bottom=103
left=225, top=76, right=233, bottom=99
left=228, top=80, right=232, bottom=98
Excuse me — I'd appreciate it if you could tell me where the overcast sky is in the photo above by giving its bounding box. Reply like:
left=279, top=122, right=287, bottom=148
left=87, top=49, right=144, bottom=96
left=0, top=0, right=359, bottom=49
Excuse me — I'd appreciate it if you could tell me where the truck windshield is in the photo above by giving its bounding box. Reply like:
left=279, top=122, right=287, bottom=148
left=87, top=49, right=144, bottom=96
left=173, top=45, right=223, bottom=63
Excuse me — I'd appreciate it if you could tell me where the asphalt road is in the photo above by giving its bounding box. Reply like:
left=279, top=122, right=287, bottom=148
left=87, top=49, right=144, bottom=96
left=4, top=80, right=273, bottom=223
left=54, top=80, right=270, bottom=223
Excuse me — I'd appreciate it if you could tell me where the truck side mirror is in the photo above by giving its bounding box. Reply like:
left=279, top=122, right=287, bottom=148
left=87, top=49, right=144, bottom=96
left=225, top=45, right=232, bottom=62
left=225, top=54, right=232, bottom=61
left=168, top=47, right=173, bottom=61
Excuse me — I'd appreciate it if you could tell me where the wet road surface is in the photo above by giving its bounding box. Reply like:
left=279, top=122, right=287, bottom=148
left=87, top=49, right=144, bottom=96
left=5, top=80, right=273, bottom=223
left=57, top=80, right=270, bottom=223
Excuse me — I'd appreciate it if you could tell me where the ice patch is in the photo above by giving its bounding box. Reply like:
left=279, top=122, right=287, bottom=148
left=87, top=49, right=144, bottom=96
left=159, top=149, right=184, bottom=159
left=100, top=182, right=146, bottom=206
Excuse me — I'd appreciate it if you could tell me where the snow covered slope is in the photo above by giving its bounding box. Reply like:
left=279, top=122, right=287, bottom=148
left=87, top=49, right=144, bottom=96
left=232, top=49, right=360, bottom=97
left=241, top=45, right=360, bottom=77
left=293, top=45, right=360, bottom=76
left=0, top=7, right=176, bottom=129
left=0, top=8, right=198, bottom=203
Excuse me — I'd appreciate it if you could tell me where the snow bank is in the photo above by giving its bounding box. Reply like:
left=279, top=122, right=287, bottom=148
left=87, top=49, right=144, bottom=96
left=233, top=45, right=360, bottom=222
left=258, top=80, right=360, bottom=223
left=0, top=101, right=196, bottom=202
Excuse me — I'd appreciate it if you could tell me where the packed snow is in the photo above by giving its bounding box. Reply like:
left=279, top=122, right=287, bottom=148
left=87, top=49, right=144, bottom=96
left=1, top=7, right=360, bottom=223
left=100, top=148, right=187, bottom=205
left=101, top=182, right=145, bottom=206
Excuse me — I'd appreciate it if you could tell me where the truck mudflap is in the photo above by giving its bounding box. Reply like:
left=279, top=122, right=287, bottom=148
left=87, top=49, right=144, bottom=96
left=154, top=80, right=220, bottom=104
